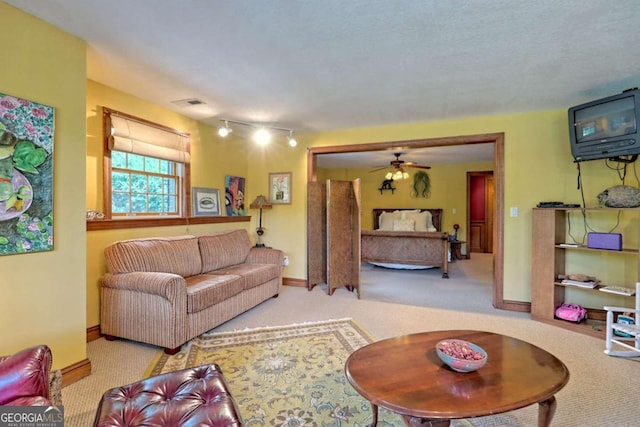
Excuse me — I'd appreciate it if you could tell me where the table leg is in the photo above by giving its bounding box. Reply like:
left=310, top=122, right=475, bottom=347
left=370, top=402, right=378, bottom=426
left=538, top=396, right=557, bottom=427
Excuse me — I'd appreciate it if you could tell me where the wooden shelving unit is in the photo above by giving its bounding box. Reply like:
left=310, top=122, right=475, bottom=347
left=531, top=207, right=638, bottom=339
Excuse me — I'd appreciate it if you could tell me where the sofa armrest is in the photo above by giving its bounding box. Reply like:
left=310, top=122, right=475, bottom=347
left=101, top=272, right=187, bottom=302
left=246, top=247, right=284, bottom=267
left=101, top=272, right=189, bottom=349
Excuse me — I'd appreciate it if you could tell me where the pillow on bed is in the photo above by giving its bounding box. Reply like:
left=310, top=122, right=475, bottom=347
left=378, top=210, right=402, bottom=230
left=393, top=218, right=415, bottom=231
left=400, top=210, right=420, bottom=219
left=406, top=210, right=437, bottom=231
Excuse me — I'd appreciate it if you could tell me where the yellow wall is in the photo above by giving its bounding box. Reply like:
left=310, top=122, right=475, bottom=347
left=252, top=110, right=625, bottom=303
left=0, top=4, right=87, bottom=369
left=320, top=161, right=493, bottom=239
left=85, top=80, right=253, bottom=327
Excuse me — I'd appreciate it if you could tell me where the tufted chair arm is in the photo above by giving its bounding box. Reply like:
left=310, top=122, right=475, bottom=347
left=0, top=345, right=52, bottom=406
left=93, top=364, right=243, bottom=426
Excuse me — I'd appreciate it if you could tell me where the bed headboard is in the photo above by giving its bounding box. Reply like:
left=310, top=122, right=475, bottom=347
left=372, top=208, right=443, bottom=231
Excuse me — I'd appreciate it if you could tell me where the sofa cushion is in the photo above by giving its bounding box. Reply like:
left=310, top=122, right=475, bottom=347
left=213, top=264, right=280, bottom=291
left=185, top=275, right=243, bottom=313
left=105, top=235, right=202, bottom=278
left=198, top=230, right=252, bottom=273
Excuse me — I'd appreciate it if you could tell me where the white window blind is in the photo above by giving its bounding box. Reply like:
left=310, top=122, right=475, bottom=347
left=107, top=112, right=191, bottom=163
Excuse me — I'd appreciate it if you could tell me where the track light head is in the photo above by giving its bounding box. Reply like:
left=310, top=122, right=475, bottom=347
left=288, top=130, right=297, bottom=147
left=218, top=120, right=232, bottom=137
left=253, top=128, right=272, bottom=145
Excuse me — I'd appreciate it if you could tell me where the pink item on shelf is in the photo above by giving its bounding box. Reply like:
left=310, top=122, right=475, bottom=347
left=555, top=303, right=587, bottom=322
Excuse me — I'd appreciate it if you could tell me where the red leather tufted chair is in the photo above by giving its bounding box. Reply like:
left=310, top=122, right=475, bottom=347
left=0, top=345, right=52, bottom=406
left=93, top=364, right=243, bottom=426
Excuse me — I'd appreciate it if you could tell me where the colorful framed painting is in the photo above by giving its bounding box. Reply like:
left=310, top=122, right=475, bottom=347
left=192, top=187, right=221, bottom=216
left=224, top=175, right=246, bottom=216
left=269, top=172, right=291, bottom=204
left=0, top=93, right=55, bottom=256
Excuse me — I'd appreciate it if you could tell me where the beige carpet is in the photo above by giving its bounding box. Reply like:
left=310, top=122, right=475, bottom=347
left=62, top=259, right=640, bottom=426
left=360, top=253, right=520, bottom=316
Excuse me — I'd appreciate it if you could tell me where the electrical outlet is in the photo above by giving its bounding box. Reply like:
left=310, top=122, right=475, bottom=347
left=283, top=256, right=289, bottom=266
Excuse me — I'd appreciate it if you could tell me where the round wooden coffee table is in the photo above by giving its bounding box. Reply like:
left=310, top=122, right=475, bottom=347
left=345, top=330, right=569, bottom=427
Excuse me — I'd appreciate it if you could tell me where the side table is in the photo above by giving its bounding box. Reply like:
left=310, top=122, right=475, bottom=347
left=450, top=240, right=467, bottom=260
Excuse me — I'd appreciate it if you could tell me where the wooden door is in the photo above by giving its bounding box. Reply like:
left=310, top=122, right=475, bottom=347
left=467, top=171, right=494, bottom=254
left=326, top=179, right=361, bottom=297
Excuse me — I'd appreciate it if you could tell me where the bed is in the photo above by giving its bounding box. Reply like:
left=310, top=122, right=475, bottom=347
left=361, top=208, right=450, bottom=278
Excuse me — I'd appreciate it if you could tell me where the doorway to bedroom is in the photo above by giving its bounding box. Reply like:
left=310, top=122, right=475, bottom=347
left=306, top=132, right=522, bottom=312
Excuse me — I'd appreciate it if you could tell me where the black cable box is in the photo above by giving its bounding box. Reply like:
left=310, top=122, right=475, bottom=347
left=537, top=202, right=581, bottom=208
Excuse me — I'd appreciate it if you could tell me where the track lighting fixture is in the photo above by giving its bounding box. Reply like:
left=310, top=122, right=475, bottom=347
left=253, top=128, right=272, bottom=145
left=216, top=118, right=297, bottom=147
left=217, top=120, right=232, bottom=137
left=287, top=130, right=297, bottom=147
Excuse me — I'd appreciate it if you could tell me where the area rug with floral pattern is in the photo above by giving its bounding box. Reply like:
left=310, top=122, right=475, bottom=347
left=146, top=319, right=524, bottom=427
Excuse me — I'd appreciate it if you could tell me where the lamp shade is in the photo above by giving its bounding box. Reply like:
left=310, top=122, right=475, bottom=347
left=250, top=195, right=272, bottom=209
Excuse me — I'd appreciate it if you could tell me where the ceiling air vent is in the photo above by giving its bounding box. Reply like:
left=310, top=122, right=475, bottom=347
left=171, top=98, right=206, bottom=107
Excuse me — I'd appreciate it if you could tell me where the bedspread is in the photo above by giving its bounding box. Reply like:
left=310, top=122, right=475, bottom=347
left=361, top=230, right=449, bottom=278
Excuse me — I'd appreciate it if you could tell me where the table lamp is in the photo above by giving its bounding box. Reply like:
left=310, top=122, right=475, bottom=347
left=249, top=194, right=273, bottom=247
left=453, top=224, right=460, bottom=241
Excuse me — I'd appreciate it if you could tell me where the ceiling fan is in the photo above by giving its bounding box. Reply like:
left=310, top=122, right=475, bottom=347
left=369, top=152, right=430, bottom=180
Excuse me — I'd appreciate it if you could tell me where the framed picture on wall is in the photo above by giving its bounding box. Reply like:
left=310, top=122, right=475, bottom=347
left=225, top=175, right=246, bottom=216
left=0, top=92, right=55, bottom=256
left=269, top=172, right=292, bottom=204
left=192, top=187, right=221, bottom=216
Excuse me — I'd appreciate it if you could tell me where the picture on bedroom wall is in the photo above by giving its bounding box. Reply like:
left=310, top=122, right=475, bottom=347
left=225, top=175, right=245, bottom=216
left=0, top=93, right=55, bottom=256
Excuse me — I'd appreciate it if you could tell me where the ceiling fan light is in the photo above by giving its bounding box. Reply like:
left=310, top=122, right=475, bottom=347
left=402, top=171, right=410, bottom=180
left=385, top=171, right=393, bottom=180
left=393, top=170, right=403, bottom=180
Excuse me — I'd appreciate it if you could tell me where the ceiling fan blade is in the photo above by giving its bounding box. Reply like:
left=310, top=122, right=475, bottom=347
left=369, top=166, right=390, bottom=172
left=407, top=164, right=431, bottom=169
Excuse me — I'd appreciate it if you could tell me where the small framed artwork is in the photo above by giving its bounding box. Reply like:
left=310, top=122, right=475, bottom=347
left=225, top=175, right=246, bottom=216
left=192, top=187, right=221, bottom=216
left=269, top=172, right=292, bottom=204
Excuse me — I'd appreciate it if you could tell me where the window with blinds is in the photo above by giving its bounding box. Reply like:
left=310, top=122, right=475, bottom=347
left=103, top=108, right=191, bottom=218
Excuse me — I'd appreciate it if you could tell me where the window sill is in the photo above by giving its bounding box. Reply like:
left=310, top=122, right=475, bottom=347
left=86, top=216, right=250, bottom=231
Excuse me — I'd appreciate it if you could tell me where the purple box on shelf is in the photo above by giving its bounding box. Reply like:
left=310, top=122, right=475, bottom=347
left=587, top=232, right=622, bottom=251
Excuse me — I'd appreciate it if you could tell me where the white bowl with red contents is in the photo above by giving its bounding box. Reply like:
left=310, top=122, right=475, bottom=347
left=436, top=339, right=488, bottom=373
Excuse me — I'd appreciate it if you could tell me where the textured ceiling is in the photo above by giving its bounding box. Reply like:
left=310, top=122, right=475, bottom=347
left=6, top=0, right=639, bottom=167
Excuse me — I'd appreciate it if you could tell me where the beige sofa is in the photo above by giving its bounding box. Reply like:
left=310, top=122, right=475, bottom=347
left=100, top=229, right=283, bottom=354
